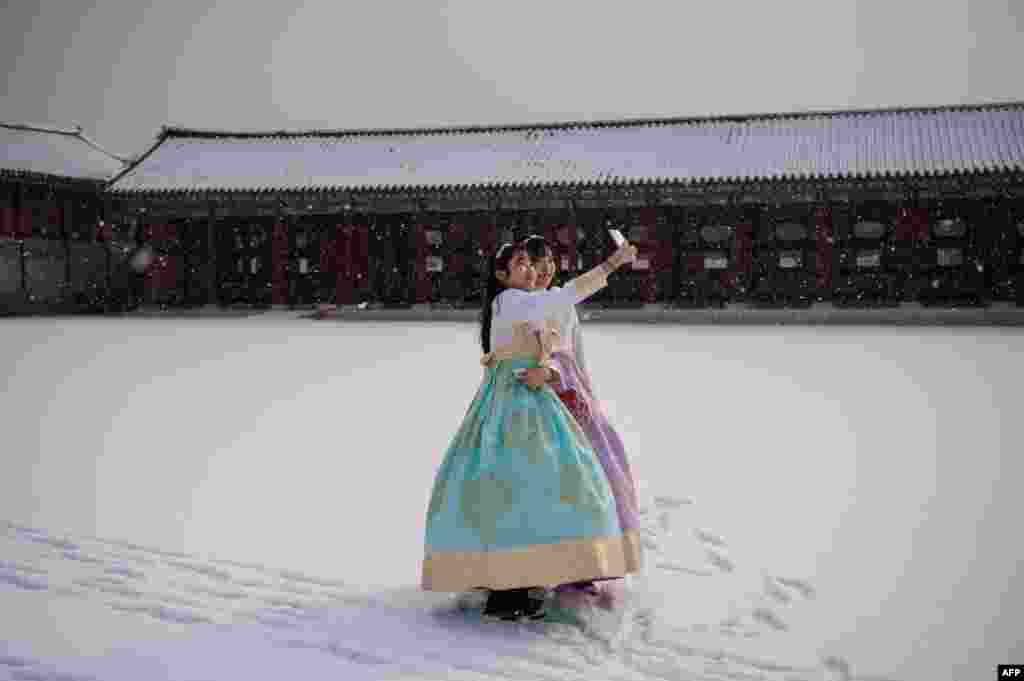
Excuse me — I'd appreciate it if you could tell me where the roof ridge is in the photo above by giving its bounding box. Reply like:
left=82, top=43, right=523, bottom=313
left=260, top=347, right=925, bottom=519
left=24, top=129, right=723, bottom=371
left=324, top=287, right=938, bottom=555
left=158, top=100, right=1024, bottom=140
left=2, top=121, right=129, bottom=164
left=2, top=122, right=131, bottom=181
left=1, top=121, right=83, bottom=136
left=75, top=131, right=133, bottom=166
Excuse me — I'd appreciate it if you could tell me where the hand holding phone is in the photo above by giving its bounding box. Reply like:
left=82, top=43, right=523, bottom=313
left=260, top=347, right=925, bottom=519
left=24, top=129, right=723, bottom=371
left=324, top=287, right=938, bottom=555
left=607, top=228, right=636, bottom=268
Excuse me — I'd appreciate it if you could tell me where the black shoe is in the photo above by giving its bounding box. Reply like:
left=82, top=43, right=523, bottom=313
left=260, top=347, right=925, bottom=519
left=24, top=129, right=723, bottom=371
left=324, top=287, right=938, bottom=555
left=483, top=588, right=547, bottom=622
left=482, top=590, right=518, bottom=620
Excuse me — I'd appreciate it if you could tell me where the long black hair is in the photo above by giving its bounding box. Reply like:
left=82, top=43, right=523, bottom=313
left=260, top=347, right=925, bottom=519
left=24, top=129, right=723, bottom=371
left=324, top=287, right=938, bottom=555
left=480, top=241, right=525, bottom=354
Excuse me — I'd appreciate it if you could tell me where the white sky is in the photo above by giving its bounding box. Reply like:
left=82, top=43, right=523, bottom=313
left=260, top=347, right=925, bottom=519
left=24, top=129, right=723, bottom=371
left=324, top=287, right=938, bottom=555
left=1, top=317, right=1022, bottom=680
left=2, top=0, right=1023, bottom=159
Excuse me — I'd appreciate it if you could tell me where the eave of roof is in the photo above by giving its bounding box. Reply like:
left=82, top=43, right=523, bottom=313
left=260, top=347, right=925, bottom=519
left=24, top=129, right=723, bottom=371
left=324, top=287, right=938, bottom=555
left=108, top=100, right=1024, bottom=195
left=1, top=122, right=131, bottom=183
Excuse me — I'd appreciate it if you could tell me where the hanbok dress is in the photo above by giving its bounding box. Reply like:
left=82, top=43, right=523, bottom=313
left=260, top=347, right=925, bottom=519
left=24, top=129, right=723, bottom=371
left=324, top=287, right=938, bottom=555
left=421, top=267, right=631, bottom=592
left=483, top=289, right=642, bottom=575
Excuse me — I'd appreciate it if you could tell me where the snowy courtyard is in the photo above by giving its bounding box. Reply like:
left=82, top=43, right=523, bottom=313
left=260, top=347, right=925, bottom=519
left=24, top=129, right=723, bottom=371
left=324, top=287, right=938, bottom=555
left=1, top=316, right=1021, bottom=681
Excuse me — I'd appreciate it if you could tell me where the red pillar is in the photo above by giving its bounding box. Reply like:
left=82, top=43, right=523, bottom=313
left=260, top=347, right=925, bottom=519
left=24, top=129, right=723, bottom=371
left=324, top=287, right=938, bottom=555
left=448, top=222, right=466, bottom=277
left=271, top=221, right=289, bottom=306
left=542, top=223, right=559, bottom=260
left=721, top=223, right=752, bottom=292
left=334, top=224, right=353, bottom=305
left=48, top=203, right=64, bottom=237
left=652, top=224, right=675, bottom=303
left=15, top=205, right=33, bottom=240
left=896, top=207, right=929, bottom=242
left=687, top=253, right=706, bottom=274
left=479, top=221, right=498, bottom=258
left=351, top=223, right=370, bottom=297
left=0, top=200, right=13, bottom=239
left=638, top=208, right=657, bottom=303
left=815, top=207, right=834, bottom=293
left=165, top=255, right=181, bottom=293
left=142, top=223, right=161, bottom=295
left=555, top=224, right=577, bottom=273
left=319, top=230, right=337, bottom=302
left=162, top=224, right=181, bottom=296
left=165, top=223, right=178, bottom=293
left=411, top=223, right=431, bottom=304
left=147, top=223, right=180, bottom=296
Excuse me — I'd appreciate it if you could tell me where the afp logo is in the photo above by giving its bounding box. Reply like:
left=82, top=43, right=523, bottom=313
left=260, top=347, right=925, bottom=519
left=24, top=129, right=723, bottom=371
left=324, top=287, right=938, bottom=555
left=999, top=665, right=1023, bottom=678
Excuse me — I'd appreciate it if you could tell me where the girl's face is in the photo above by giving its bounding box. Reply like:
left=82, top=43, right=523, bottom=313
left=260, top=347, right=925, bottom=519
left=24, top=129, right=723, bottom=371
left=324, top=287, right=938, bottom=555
left=530, top=248, right=556, bottom=291
left=495, top=249, right=536, bottom=291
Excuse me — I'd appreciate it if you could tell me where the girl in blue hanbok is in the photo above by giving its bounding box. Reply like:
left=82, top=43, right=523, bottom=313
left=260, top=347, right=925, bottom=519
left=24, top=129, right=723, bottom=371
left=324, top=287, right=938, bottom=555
left=421, top=239, right=637, bottom=620
left=487, top=234, right=642, bottom=610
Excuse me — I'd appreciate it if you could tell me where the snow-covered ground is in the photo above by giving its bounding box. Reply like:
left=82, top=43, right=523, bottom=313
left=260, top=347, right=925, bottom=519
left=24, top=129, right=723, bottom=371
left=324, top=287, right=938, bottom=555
left=1, top=316, right=1021, bottom=681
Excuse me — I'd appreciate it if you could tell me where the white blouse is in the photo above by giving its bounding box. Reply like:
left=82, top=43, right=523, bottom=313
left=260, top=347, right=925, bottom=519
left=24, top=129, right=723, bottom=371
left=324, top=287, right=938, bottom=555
left=490, top=286, right=581, bottom=350
left=488, top=268, right=608, bottom=351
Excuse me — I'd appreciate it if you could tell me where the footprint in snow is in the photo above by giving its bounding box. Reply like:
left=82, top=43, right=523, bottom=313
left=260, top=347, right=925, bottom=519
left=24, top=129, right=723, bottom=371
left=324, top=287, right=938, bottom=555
left=98, top=539, right=187, bottom=561
left=323, top=643, right=395, bottom=666
left=6, top=522, right=45, bottom=537
left=159, top=593, right=206, bottom=610
left=81, top=575, right=127, bottom=587
left=105, top=565, right=146, bottom=580
left=0, top=656, right=35, bottom=669
left=263, top=595, right=316, bottom=610
left=24, top=535, right=79, bottom=552
left=653, top=495, right=693, bottom=510
left=61, top=551, right=105, bottom=566
left=705, top=550, right=735, bottom=573
left=821, top=655, right=852, bottom=681
left=108, top=602, right=213, bottom=626
left=0, top=572, right=49, bottom=591
left=657, top=512, right=673, bottom=533
left=775, top=576, right=816, bottom=600
left=655, top=562, right=713, bottom=577
left=278, top=569, right=348, bottom=590
left=276, top=581, right=320, bottom=598
left=182, top=583, right=249, bottom=601
left=238, top=612, right=302, bottom=630
left=694, top=529, right=727, bottom=548
left=164, top=560, right=233, bottom=582
left=751, top=607, right=788, bottom=631
left=0, top=560, right=47, bottom=576
left=763, top=576, right=793, bottom=604
left=9, top=667, right=99, bottom=681
left=85, top=583, right=148, bottom=599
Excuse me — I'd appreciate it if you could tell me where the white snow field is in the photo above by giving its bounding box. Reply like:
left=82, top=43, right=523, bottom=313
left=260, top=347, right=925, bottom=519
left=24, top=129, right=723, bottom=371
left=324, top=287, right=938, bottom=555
left=1, top=316, right=1021, bottom=681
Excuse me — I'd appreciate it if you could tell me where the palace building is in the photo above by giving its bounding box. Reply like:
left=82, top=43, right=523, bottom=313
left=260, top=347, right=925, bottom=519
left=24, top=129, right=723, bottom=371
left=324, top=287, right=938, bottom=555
left=5, top=103, right=1024, bottom=313
left=1, top=122, right=126, bottom=312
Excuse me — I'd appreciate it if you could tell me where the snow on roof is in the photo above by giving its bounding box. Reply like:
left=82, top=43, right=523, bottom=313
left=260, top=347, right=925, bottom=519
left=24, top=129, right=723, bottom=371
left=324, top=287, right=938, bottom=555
left=109, top=103, right=1024, bottom=194
left=1, top=122, right=128, bottom=182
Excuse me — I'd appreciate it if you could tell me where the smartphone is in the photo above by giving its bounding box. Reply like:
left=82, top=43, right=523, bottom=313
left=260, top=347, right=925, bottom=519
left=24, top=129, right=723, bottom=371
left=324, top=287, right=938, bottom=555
left=608, top=228, right=626, bottom=247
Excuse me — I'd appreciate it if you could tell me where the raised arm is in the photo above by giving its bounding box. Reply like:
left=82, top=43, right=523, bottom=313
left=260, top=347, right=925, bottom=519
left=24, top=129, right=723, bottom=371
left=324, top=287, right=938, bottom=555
left=496, top=282, right=597, bottom=326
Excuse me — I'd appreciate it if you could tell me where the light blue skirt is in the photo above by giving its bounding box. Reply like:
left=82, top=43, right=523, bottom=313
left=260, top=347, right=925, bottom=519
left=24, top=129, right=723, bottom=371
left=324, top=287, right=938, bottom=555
left=422, top=358, right=629, bottom=592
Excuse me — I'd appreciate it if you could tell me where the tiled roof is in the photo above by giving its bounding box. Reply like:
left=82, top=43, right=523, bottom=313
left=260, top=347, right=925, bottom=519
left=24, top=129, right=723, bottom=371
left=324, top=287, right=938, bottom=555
left=109, top=103, right=1024, bottom=194
left=1, top=123, right=128, bottom=182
